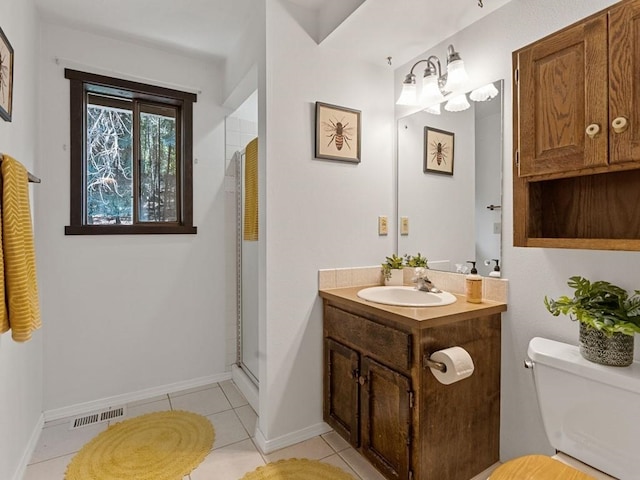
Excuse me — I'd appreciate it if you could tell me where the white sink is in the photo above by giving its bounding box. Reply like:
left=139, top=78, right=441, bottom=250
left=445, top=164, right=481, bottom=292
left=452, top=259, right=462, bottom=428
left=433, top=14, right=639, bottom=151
left=357, top=286, right=457, bottom=307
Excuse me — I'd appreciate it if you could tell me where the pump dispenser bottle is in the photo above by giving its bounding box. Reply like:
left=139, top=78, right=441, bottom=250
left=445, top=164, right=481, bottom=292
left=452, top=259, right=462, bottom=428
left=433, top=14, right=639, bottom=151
left=489, top=259, right=501, bottom=278
left=465, top=261, right=483, bottom=303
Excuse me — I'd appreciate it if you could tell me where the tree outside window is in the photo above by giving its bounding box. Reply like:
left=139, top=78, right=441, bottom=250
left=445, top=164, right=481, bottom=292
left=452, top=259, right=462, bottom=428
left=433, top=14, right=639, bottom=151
left=65, top=69, right=197, bottom=235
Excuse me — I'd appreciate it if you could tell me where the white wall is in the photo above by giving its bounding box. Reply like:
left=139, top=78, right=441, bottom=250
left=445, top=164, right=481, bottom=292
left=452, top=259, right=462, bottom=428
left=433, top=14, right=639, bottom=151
left=0, top=0, right=44, bottom=478
left=259, top=0, right=395, bottom=445
left=37, top=22, right=230, bottom=412
left=396, top=0, right=632, bottom=461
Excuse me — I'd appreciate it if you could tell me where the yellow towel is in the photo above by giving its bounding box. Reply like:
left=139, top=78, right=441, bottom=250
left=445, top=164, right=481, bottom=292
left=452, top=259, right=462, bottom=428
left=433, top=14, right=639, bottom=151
left=244, top=138, right=259, bottom=241
left=1, top=155, right=41, bottom=342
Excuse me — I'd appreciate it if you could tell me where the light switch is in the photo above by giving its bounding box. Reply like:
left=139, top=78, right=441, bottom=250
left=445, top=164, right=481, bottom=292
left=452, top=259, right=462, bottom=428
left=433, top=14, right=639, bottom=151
left=378, top=216, right=388, bottom=235
left=400, top=216, right=409, bottom=235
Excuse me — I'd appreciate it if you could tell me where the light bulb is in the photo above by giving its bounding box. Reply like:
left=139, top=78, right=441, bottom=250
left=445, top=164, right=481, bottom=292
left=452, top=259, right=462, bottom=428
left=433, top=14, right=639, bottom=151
left=444, top=94, right=470, bottom=112
left=396, top=83, right=417, bottom=106
left=469, top=83, right=499, bottom=102
left=444, top=59, right=469, bottom=92
left=419, top=75, right=445, bottom=106
left=423, top=103, right=441, bottom=115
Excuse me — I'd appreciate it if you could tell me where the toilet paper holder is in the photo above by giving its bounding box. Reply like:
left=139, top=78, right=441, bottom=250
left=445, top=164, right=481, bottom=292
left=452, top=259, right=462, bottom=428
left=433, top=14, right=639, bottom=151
left=423, top=355, right=447, bottom=373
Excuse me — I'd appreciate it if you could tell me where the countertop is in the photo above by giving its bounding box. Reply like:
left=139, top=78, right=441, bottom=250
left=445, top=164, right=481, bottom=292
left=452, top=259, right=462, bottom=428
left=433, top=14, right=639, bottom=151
left=319, top=286, right=507, bottom=329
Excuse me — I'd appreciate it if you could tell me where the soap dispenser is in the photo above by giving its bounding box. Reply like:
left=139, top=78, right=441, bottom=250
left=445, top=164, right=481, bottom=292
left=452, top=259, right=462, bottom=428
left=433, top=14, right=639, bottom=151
left=465, top=261, right=483, bottom=304
left=489, top=259, right=501, bottom=278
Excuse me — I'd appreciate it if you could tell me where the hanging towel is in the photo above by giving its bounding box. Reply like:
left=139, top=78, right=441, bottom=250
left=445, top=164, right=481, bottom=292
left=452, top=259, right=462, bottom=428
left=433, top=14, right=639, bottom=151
left=0, top=155, right=41, bottom=342
left=244, top=138, right=259, bottom=241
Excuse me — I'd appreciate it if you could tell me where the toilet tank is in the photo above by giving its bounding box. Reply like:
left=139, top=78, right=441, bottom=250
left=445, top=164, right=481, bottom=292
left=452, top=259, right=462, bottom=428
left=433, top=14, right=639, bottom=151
left=528, top=337, right=640, bottom=480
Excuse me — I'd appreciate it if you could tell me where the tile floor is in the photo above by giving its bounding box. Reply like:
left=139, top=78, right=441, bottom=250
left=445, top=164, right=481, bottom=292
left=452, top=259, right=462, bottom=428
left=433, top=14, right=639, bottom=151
left=23, top=380, right=390, bottom=480
left=24, top=380, right=499, bottom=480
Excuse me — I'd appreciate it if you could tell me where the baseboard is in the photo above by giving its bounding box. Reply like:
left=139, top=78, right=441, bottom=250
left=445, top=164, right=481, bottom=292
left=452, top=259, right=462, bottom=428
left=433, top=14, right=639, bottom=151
left=44, top=372, right=232, bottom=422
left=231, top=364, right=259, bottom=413
left=253, top=421, right=332, bottom=454
left=12, top=413, right=44, bottom=480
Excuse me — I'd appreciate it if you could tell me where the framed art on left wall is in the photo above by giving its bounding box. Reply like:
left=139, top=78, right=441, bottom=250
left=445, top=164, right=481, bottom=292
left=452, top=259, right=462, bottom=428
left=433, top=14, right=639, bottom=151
left=315, top=102, right=361, bottom=163
left=0, top=26, right=14, bottom=122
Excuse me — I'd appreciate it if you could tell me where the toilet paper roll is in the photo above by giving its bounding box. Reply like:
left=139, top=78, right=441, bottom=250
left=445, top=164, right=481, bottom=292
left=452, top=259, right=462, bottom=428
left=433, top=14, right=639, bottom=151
left=429, top=346, right=475, bottom=385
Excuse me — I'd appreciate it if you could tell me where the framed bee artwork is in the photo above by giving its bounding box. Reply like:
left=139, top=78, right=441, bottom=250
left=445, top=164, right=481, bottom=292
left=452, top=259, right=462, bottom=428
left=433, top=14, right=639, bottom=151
left=424, top=127, right=454, bottom=175
left=0, top=26, right=13, bottom=122
left=315, top=102, right=361, bottom=163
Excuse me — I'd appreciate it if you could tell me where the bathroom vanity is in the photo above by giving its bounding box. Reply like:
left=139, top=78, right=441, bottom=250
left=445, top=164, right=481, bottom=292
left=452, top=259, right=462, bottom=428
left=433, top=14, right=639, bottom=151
left=320, top=287, right=507, bottom=480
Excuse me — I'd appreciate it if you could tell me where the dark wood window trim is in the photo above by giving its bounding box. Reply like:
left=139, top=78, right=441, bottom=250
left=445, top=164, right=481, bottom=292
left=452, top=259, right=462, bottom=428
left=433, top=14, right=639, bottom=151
left=64, top=69, right=197, bottom=235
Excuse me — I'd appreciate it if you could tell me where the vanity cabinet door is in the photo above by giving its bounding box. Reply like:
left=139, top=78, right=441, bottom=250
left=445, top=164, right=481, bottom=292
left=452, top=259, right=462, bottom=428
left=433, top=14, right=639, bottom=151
left=360, top=357, right=412, bottom=480
left=515, top=13, right=608, bottom=177
left=324, top=338, right=360, bottom=446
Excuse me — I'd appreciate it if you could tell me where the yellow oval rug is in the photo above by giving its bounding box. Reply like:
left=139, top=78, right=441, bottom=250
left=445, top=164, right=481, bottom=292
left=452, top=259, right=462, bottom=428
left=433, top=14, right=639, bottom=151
left=240, top=458, right=356, bottom=480
left=65, top=410, right=214, bottom=480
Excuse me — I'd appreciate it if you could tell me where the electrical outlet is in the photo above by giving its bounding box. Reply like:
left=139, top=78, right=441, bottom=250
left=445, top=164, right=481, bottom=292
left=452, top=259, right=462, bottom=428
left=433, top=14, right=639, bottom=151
left=400, top=216, right=409, bottom=235
left=378, top=216, right=388, bottom=235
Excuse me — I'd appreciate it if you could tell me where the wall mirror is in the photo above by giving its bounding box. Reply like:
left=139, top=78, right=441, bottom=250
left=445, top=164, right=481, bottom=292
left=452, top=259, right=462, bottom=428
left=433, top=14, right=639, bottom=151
left=397, top=80, right=503, bottom=277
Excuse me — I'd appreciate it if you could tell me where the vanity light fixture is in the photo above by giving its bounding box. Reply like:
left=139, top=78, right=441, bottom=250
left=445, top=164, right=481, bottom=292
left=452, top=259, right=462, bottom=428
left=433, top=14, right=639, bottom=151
left=423, top=103, right=441, bottom=115
left=469, top=82, right=499, bottom=102
left=444, top=93, right=471, bottom=112
left=396, top=44, right=469, bottom=106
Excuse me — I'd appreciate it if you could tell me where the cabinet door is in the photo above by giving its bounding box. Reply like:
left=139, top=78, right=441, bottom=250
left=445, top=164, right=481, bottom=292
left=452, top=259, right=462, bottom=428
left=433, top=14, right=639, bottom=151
left=361, top=357, right=412, bottom=480
left=324, top=339, right=360, bottom=446
left=609, top=0, right=640, bottom=166
left=516, top=14, right=607, bottom=177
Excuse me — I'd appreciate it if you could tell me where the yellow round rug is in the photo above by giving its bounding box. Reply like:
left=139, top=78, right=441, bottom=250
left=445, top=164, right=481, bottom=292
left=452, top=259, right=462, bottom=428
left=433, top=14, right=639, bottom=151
left=65, top=410, right=214, bottom=480
left=240, top=458, right=356, bottom=480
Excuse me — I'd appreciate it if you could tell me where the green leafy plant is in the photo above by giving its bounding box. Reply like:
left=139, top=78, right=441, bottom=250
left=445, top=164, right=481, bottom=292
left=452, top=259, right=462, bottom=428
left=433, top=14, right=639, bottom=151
left=381, top=254, right=404, bottom=281
left=544, top=276, right=640, bottom=336
left=404, top=253, right=428, bottom=268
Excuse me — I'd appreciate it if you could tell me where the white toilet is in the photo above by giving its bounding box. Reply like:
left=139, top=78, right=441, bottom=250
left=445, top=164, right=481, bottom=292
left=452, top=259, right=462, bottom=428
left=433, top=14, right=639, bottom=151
left=490, top=337, right=640, bottom=480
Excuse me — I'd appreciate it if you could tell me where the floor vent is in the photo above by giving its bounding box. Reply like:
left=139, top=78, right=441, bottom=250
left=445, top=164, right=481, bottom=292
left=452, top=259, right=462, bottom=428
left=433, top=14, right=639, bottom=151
left=70, top=406, right=126, bottom=429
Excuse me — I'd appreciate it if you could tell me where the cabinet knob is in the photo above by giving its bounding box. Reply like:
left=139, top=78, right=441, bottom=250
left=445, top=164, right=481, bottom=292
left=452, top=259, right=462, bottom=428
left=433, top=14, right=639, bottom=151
left=585, top=123, right=600, bottom=138
left=612, top=116, right=629, bottom=134
left=358, top=375, right=367, bottom=386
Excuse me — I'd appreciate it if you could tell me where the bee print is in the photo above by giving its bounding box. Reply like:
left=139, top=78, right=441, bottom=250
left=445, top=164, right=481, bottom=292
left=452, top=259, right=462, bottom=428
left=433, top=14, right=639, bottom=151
left=0, top=51, right=8, bottom=103
left=430, top=140, right=449, bottom=166
left=323, top=117, right=355, bottom=151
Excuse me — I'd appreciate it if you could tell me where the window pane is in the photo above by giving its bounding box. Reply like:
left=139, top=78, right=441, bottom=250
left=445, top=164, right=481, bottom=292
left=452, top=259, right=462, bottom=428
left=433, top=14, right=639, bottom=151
left=139, top=107, right=178, bottom=222
left=86, top=102, right=133, bottom=225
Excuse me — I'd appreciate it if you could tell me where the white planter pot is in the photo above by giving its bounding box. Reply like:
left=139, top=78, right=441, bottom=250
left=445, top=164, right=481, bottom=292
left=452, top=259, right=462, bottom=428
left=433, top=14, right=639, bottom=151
left=385, top=269, right=404, bottom=286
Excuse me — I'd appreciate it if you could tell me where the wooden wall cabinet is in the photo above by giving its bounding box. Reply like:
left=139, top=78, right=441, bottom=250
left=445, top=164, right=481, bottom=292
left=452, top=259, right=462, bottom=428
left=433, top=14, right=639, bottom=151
left=322, top=294, right=504, bottom=480
left=513, top=0, right=640, bottom=250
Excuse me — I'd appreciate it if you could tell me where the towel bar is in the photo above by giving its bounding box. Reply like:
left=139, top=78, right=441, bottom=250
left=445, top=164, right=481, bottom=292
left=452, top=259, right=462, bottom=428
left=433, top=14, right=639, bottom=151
left=0, top=155, right=41, bottom=183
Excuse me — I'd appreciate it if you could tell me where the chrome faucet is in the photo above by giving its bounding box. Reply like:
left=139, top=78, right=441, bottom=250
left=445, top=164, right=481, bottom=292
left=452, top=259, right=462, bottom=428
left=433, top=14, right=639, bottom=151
left=412, top=267, right=442, bottom=293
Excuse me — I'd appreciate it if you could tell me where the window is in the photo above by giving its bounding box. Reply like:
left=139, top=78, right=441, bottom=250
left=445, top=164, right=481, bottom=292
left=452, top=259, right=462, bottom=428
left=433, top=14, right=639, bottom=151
left=64, top=69, right=197, bottom=234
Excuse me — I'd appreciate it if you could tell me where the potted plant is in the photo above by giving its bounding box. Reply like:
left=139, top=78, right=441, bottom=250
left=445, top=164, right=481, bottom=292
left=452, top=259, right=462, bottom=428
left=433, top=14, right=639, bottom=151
left=544, top=276, right=640, bottom=366
left=381, top=254, right=404, bottom=286
left=404, top=253, right=428, bottom=268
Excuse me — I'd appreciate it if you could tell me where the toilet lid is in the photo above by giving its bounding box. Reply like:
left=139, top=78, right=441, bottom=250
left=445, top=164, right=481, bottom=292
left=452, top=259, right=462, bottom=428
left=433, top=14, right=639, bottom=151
left=490, top=455, right=597, bottom=480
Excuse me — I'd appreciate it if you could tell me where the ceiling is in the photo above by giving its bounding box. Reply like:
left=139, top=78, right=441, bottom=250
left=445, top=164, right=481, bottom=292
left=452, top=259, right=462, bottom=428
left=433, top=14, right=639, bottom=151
left=35, top=0, right=512, bottom=66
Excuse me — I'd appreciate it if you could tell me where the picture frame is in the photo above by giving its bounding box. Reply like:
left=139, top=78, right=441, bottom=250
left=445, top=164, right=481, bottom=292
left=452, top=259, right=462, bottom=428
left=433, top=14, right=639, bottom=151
left=315, top=102, right=361, bottom=163
left=424, top=127, right=454, bottom=175
left=0, top=26, right=14, bottom=122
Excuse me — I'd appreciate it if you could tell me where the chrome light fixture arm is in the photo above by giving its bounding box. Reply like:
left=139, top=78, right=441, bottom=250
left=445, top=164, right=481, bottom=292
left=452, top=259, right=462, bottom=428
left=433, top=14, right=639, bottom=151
left=403, top=56, right=446, bottom=90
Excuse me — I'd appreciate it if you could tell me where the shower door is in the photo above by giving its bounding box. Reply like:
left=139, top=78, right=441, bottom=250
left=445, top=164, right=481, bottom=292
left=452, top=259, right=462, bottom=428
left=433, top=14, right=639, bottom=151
left=236, top=152, right=259, bottom=385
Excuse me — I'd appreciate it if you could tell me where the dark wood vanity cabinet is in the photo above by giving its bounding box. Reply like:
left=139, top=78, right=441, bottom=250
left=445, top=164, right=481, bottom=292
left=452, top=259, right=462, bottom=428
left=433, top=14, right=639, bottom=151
left=324, top=305, right=412, bottom=480
left=322, top=297, right=503, bottom=480
left=513, top=0, right=640, bottom=250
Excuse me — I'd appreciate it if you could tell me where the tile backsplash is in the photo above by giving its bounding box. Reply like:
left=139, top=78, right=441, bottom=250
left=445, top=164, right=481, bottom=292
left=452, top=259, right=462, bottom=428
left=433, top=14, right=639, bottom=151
left=318, top=266, right=508, bottom=303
